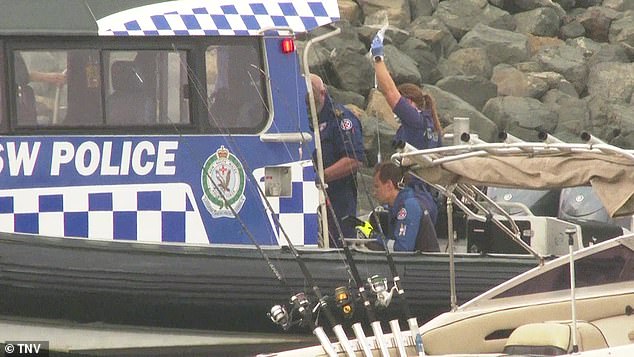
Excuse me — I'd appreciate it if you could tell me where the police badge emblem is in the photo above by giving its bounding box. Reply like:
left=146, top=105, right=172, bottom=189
left=201, top=146, right=246, bottom=218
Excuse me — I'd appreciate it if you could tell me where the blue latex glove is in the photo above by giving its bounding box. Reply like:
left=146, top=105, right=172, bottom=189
left=370, top=31, right=384, bottom=61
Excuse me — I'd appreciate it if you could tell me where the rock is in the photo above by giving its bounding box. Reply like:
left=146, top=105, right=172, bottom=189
left=603, top=0, right=634, bottom=11
left=460, top=23, right=530, bottom=66
left=425, top=85, right=499, bottom=141
left=357, top=0, right=411, bottom=29
left=383, top=45, right=423, bottom=85
left=317, top=21, right=367, bottom=55
left=514, top=7, right=562, bottom=37
left=496, top=0, right=566, bottom=17
left=329, top=48, right=375, bottom=96
left=577, top=6, right=622, bottom=43
left=532, top=44, right=589, bottom=95
left=527, top=35, right=565, bottom=57
left=434, top=0, right=515, bottom=41
left=329, top=86, right=367, bottom=109
left=482, top=96, right=557, bottom=139
left=491, top=64, right=549, bottom=98
left=586, top=62, right=634, bottom=102
left=435, top=75, right=498, bottom=110
left=567, top=37, right=630, bottom=66
left=410, top=0, right=437, bottom=19
left=437, top=47, right=493, bottom=79
left=410, top=16, right=460, bottom=59
left=530, top=71, right=579, bottom=96
left=609, top=11, right=634, bottom=47
left=399, top=37, right=441, bottom=83
left=560, top=21, right=586, bottom=40
left=365, top=89, right=399, bottom=130
left=542, top=90, right=590, bottom=135
left=338, top=0, right=363, bottom=25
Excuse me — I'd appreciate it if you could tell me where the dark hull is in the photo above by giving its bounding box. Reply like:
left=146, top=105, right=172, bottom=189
left=0, top=233, right=537, bottom=332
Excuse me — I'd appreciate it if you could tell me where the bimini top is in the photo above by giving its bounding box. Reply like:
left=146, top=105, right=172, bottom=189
left=0, top=0, right=340, bottom=36
left=392, top=139, right=634, bottom=218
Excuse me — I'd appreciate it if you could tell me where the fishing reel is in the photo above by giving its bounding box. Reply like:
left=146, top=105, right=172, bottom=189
left=268, top=292, right=314, bottom=331
left=268, top=304, right=291, bottom=330
left=368, top=274, right=394, bottom=308
left=334, top=286, right=355, bottom=319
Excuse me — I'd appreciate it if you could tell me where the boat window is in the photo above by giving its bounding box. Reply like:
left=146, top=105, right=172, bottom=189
left=14, top=50, right=75, bottom=126
left=206, top=40, right=268, bottom=134
left=104, top=50, right=190, bottom=126
left=493, top=244, right=634, bottom=299
left=13, top=49, right=190, bottom=128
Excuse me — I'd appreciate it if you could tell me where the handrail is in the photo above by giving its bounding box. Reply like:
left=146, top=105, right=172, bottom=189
left=302, top=25, right=341, bottom=248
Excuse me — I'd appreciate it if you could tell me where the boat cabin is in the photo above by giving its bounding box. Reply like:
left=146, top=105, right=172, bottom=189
left=0, top=0, right=340, bottom=247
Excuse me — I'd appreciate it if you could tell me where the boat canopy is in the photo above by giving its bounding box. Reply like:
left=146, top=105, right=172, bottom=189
left=0, top=0, right=340, bottom=36
left=393, top=143, right=634, bottom=218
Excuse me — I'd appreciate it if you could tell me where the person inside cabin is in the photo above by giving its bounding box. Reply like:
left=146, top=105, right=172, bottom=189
left=309, top=73, right=365, bottom=247
left=361, top=161, right=439, bottom=252
left=369, top=31, right=443, bottom=224
left=14, top=52, right=67, bottom=125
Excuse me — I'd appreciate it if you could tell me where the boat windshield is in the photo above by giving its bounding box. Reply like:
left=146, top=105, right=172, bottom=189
left=492, top=243, right=634, bottom=299
left=11, top=37, right=268, bottom=133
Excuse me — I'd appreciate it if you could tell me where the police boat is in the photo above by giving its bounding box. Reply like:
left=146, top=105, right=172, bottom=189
left=0, top=0, right=619, bottom=335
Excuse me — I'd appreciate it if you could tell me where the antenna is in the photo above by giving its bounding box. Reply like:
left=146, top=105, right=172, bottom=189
left=565, top=227, right=579, bottom=353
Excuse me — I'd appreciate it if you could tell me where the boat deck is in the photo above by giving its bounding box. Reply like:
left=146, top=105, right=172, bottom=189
left=0, top=315, right=314, bottom=356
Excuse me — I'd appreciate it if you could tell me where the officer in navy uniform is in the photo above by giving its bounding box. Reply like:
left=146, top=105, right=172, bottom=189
left=366, top=162, right=439, bottom=252
left=310, top=74, right=365, bottom=247
left=369, top=31, right=443, bottom=225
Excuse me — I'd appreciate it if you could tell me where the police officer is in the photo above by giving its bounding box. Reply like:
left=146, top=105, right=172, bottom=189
left=310, top=74, right=365, bottom=247
left=370, top=32, right=442, bottom=151
left=368, top=162, right=439, bottom=252
left=369, top=31, right=443, bottom=224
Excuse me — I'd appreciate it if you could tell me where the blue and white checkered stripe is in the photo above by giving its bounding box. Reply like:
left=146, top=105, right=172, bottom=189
left=0, top=183, right=208, bottom=244
left=97, top=0, right=340, bottom=36
left=253, top=160, right=318, bottom=247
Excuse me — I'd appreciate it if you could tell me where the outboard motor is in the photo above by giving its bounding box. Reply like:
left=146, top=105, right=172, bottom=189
left=487, top=187, right=561, bottom=217
left=465, top=188, right=561, bottom=254
left=558, top=187, right=623, bottom=246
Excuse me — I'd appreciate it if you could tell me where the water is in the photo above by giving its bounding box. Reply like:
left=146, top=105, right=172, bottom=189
left=0, top=316, right=316, bottom=357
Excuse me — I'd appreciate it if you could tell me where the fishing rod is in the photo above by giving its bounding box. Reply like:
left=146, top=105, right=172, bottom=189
left=165, top=45, right=345, bottom=355
left=308, top=25, right=423, bottom=353
left=176, top=47, right=357, bottom=356
left=204, top=30, right=365, bottom=355
left=317, top=174, right=390, bottom=357
left=303, top=27, right=395, bottom=356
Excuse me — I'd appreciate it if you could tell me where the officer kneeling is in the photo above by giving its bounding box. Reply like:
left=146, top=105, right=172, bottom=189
left=357, top=162, right=439, bottom=252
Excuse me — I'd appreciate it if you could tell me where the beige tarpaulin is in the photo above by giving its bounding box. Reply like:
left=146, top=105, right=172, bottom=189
left=406, top=152, right=634, bottom=218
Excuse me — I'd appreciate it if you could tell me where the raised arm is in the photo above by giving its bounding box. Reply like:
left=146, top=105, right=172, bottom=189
left=373, top=58, right=401, bottom=109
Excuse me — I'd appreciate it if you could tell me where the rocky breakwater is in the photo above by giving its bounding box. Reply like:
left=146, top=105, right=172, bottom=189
left=303, top=0, right=634, bottom=165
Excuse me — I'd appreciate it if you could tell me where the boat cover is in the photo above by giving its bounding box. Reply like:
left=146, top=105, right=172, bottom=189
left=405, top=152, right=634, bottom=218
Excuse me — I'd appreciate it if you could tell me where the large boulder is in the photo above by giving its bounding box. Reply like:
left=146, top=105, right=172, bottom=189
left=357, top=0, right=412, bottom=29
left=586, top=62, right=634, bottom=102
left=329, top=48, right=375, bottom=96
left=609, top=11, right=634, bottom=47
left=399, top=37, right=441, bottom=83
left=437, top=47, right=493, bottom=79
left=542, top=89, right=590, bottom=136
left=532, top=44, right=589, bottom=95
left=460, top=23, right=530, bottom=66
left=577, top=6, right=622, bottom=43
left=410, top=16, right=460, bottom=59
left=491, top=64, right=549, bottom=98
left=603, top=0, right=634, bottom=11
left=482, top=96, right=558, bottom=139
left=425, top=85, right=499, bottom=141
left=514, top=7, right=562, bottom=37
left=436, top=75, right=498, bottom=110
left=382, top=45, right=423, bottom=86
left=434, top=0, right=515, bottom=40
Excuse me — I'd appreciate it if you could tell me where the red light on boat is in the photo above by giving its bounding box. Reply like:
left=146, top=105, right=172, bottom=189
left=280, top=38, right=295, bottom=54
